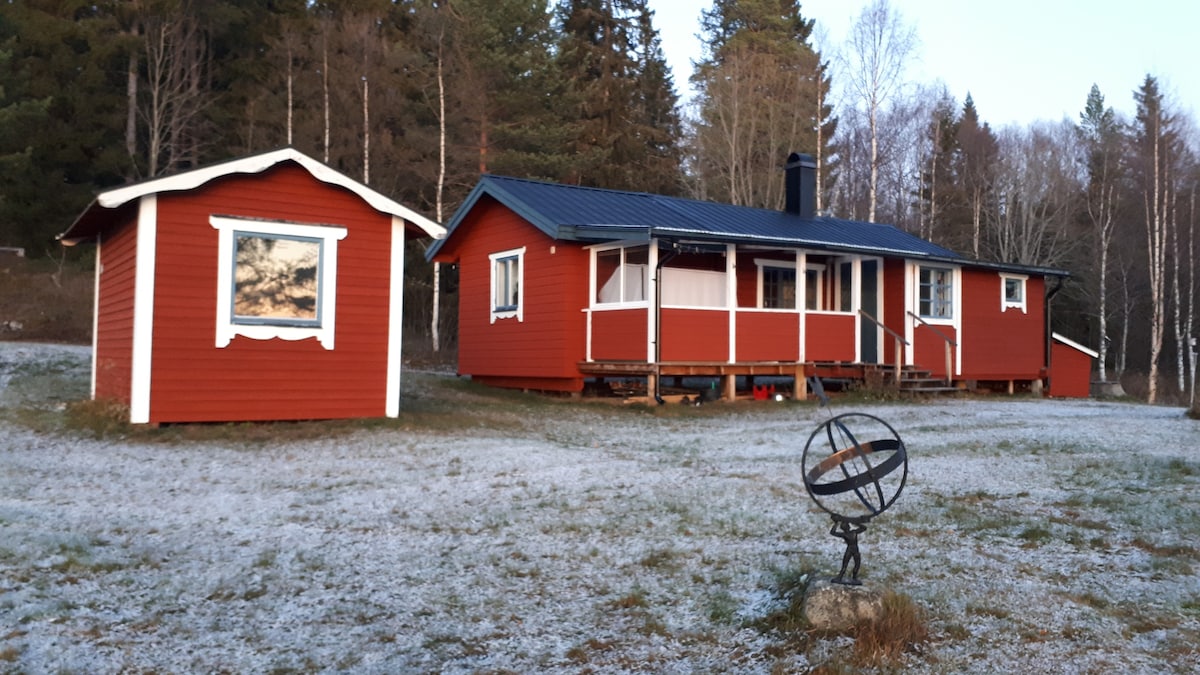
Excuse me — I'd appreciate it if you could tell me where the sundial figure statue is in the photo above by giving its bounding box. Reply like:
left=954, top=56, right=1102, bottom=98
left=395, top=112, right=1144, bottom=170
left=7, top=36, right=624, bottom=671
left=801, top=377, right=908, bottom=586
left=830, top=517, right=868, bottom=585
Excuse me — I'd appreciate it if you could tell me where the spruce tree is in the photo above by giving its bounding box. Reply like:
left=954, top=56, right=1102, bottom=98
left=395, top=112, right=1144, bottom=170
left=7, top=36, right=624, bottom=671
left=690, top=0, right=833, bottom=209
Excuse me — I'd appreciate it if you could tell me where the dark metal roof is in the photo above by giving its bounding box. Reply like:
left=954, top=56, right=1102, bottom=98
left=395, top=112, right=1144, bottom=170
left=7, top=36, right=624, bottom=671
left=429, top=174, right=1068, bottom=277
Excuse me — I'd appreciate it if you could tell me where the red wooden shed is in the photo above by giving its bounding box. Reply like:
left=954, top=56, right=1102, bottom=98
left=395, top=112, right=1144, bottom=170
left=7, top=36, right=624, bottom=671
left=1049, top=333, right=1100, bottom=398
left=430, top=153, right=1095, bottom=400
left=60, top=148, right=444, bottom=424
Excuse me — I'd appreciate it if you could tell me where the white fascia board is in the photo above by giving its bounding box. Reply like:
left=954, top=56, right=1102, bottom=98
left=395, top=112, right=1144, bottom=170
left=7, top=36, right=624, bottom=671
left=97, top=148, right=446, bottom=240
left=1052, top=332, right=1100, bottom=359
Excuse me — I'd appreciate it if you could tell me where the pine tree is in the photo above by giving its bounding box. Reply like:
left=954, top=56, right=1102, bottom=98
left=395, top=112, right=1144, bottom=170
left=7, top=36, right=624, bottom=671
left=955, top=94, right=998, bottom=258
left=690, top=0, right=833, bottom=209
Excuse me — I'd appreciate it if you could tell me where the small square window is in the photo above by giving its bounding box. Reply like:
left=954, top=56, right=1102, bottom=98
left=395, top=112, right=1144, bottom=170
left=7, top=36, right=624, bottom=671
left=489, top=247, right=525, bottom=322
left=595, top=245, right=648, bottom=305
left=1001, top=274, right=1027, bottom=313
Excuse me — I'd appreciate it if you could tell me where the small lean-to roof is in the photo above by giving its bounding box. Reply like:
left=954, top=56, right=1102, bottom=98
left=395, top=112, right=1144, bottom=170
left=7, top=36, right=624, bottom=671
left=429, top=175, right=1065, bottom=277
left=60, top=147, right=444, bottom=245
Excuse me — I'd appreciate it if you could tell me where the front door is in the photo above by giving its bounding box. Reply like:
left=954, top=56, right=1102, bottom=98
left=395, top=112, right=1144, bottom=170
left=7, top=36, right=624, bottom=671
left=859, top=259, right=879, bottom=363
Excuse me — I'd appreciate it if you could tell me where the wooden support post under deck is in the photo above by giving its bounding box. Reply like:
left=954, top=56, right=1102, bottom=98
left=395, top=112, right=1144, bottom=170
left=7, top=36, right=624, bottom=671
left=722, top=374, right=736, bottom=401
left=795, top=364, right=808, bottom=400
left=647, top=370, right=658, bottom=400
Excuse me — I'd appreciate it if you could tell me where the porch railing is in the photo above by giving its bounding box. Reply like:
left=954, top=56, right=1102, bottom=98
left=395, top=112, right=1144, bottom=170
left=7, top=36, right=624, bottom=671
left=907, top=310, right=957, bottom=385
left=859, top=310, right=908, bottom=384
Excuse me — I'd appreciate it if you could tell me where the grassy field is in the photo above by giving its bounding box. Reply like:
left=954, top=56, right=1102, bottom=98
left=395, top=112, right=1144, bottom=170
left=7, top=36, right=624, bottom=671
left=2, top=343, right=1199, bottom=673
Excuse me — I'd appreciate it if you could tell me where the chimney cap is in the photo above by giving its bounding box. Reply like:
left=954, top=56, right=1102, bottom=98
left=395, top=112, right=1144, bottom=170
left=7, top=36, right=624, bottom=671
left=786, top=152, right=817, bottom=169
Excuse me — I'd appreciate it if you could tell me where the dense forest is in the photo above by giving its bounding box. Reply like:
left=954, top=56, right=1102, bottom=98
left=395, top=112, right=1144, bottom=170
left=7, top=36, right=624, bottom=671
left=1, top=0, right=1197, bottom=403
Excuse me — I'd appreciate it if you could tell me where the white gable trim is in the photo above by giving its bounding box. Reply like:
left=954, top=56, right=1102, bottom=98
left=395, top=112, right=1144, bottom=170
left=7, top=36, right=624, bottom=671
left=97, top=148, right=445, bottom=239
left=1052, top=332, right=1099, bottom=359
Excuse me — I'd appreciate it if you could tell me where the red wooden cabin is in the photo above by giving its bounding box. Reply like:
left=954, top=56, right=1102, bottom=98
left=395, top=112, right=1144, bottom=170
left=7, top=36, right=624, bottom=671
left=60, top=148, right=444, bottom=423
left=430, top=154, right=1095, bottom=399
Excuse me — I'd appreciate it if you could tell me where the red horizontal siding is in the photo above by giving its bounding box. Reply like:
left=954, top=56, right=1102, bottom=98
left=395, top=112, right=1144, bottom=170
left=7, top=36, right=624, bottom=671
left=144, top=164, right=394, bottom=423
left=473, top=375, right=584, bottom=393
left=805, top=313, right=856, bottom=362
left=660, top=309, right=728, bottom=361
left=882, top=259, right=907, bottom=366
left=913, top=325, right=957, bottom=379
left=591, top=309, right=647, bottom=361
left=94, top=219, right=138, bottom=405
left=960, top=270, right=1045, bottom=380
left=735, top=311, right=799, bottom=361
left=445, top=198, right=588, bottom=390
left=1050, top=343, right=1091, bottom=397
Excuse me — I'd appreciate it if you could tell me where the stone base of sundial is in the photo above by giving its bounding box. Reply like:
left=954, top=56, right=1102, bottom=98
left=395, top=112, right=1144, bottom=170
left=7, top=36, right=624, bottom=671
left=802, top=579, right=884, bottom=631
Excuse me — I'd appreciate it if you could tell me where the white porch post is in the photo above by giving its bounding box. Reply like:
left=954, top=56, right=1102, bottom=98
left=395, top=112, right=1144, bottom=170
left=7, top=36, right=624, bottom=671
left=727, top=243, right=736, bottom=363
left=797, top=250, right=806, bottom=363
left=647, top=239, right=658, bottom=363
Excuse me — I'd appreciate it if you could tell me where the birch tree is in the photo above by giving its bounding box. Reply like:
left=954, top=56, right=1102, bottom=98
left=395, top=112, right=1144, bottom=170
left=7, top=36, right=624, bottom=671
left=140, top=6, right=208, bottom=176
left=1132, top=75, right=1177, bottom=403
left=1077, top=84, right=1124, bottom=382
left=841, top=0, right=917, bottom=223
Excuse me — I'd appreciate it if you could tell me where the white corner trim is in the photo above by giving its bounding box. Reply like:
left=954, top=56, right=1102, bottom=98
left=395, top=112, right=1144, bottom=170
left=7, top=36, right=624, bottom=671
left=90, top=235, right=102, bottom=400
left=1052, top=332, right=1100, bottom=359
left=130, top=195, right=157, bottom=424
left=211, top=216, right=347, bottom=350
left=385, top=218, right=406, bottom=418
left=98, top=148, right=445, bottom=239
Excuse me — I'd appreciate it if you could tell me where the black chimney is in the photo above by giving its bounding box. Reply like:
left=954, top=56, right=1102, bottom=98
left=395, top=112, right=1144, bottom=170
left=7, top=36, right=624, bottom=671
left=784, top=152, right=817, bottom=219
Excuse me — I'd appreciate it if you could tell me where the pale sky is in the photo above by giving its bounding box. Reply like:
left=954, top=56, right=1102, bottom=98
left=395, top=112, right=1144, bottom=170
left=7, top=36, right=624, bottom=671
left=647, top=0, right=1198, bottom=128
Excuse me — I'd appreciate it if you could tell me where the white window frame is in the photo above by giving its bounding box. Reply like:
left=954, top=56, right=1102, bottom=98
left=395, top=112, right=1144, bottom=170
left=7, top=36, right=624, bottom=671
left=489, top=247, right=525, bottom=323
left=592, top=243, right=649, bottom=308
left=754, top=258, right=798, bottom=310
left=211, top=216, right=347, bottom=350
left=918, top=265, right=955, bottom=322
left=804, top=263, right=826, bottom=311
left=1001, top=273, right=1027, bottom=313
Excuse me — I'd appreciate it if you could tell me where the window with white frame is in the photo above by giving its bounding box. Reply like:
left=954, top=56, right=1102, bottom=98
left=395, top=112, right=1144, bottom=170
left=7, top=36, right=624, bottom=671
left=918, top=266, right=954, bottom=319
left=755, top=259, right=796, bottom=309
left=1001, top=274, right=1027, bottom=313
left=805, top=264, right=825, bottom=310
left=489, top=247, right=524, bottom=322
left=595, top=245, right=648, bottom=305
left=211, top=216, right=346, bottom=349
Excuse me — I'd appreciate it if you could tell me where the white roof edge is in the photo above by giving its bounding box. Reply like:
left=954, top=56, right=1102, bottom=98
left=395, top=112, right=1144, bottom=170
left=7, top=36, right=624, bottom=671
left=97, top=148, right=445, bottom=239
left=1052, top=332, right=1099, bottom=359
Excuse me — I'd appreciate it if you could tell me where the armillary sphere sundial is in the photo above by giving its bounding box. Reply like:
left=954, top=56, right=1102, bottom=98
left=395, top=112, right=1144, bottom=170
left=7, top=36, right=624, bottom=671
left=801, top=378, right=908, bottom=585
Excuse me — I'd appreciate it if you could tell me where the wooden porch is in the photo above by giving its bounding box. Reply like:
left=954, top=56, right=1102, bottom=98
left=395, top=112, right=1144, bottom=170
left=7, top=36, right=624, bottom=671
left=576, top=359, right=967, bottom=401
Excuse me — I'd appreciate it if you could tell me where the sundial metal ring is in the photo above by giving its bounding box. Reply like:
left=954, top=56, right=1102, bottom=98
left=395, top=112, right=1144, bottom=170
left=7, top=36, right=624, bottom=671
left=801, top=412, right=908, bottom=585
left=802, top=412, right=908, bottom=522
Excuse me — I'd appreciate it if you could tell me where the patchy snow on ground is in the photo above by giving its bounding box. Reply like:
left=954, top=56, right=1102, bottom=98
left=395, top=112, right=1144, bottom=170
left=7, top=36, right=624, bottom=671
left=1, top=342, right=1199, bottom=673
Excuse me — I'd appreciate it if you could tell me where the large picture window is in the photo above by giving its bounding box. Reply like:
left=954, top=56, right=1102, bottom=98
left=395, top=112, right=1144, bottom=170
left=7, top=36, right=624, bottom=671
left=919, top=266, right=954, bottom=319
left=211, top=216, right=347, bottom=349
left=489, top=247, right=525, bottom=322
left=233, top=234, right=321, bottom=325
left=595, top=245, right=648, bottom=305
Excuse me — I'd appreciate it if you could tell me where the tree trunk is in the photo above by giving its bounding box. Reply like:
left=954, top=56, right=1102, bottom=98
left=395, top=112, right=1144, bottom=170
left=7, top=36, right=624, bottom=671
left=432, top=31, right=447, bottom=353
